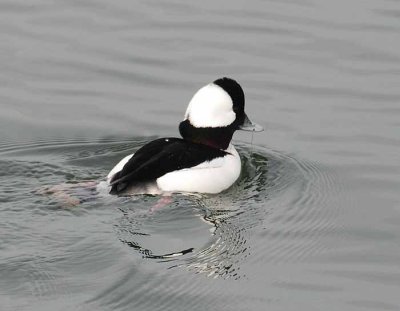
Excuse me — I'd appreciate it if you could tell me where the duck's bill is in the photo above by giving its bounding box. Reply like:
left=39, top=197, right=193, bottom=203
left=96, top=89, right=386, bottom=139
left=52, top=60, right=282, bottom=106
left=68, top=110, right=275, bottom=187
left=239, top=114, right=264, bottom=132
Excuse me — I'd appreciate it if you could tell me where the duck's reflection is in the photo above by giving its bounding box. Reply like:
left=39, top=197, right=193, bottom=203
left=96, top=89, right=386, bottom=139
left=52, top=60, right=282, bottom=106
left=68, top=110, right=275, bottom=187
left=116, top=195, right=251, bottom=279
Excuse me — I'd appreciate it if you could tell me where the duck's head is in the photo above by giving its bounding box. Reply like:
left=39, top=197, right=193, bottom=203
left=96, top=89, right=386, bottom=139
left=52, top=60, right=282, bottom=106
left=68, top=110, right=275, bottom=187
left=179, top=77, right=263, bottom=150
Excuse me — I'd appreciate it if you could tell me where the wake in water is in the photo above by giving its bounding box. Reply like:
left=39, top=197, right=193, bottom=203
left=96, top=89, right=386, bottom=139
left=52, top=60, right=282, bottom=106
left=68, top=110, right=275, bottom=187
left=0, top=137, right=340, bottom=281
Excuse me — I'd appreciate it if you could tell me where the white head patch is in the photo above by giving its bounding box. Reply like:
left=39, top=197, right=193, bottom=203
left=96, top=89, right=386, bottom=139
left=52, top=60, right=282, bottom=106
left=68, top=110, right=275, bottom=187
left=184, top=83, right=236, bottom=128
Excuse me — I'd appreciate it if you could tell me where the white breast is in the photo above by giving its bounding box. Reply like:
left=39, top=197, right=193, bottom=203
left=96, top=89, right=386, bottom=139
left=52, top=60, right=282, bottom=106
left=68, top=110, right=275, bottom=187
left=156, top=144, right=241, bottom=194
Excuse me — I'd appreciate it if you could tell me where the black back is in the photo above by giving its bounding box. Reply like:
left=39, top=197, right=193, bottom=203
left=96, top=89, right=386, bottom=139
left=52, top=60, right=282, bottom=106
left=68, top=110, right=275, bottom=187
left=109, top=138, right=228, bottom=194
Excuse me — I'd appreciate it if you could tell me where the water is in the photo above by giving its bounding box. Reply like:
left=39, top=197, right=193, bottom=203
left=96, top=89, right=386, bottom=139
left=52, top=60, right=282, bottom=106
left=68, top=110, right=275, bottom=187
left=1, top=0, right=400, bottom=310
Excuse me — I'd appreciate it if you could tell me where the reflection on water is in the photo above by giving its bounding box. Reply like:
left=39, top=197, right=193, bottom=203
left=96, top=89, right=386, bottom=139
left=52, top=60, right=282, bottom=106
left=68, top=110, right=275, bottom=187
left=0, top=138, right=340, bottom=310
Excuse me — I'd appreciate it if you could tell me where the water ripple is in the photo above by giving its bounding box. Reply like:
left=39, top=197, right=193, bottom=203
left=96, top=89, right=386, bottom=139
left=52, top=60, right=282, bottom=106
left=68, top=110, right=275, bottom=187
left=0, top=136, right=345, bottom=309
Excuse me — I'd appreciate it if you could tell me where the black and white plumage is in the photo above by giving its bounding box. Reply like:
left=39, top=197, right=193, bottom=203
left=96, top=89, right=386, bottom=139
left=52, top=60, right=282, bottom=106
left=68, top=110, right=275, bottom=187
left=107, top=77, right=262, bottom=195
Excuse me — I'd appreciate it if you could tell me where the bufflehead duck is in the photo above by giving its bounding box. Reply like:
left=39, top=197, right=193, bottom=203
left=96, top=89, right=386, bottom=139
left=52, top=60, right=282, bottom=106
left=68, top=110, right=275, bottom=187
left=107, top=77, right=263, bottom=195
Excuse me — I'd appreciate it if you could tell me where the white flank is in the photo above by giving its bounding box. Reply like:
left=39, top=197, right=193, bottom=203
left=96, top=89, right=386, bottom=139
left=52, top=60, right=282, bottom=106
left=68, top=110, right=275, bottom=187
left=106, top=153, right=134, bottom=184
left=156, top=144, right=241, bottom=194
left=185, top=83, right=236, bottom=128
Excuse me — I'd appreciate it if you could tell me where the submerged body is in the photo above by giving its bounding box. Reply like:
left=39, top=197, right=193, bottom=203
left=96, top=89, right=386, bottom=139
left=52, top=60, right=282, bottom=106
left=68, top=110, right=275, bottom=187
left=107, top=77, right=262, bottom=195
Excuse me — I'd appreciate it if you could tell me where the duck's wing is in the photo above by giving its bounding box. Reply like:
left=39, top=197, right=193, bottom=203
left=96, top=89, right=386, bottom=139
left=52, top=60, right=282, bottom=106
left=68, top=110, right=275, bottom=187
left=109, top=138, right=227, bottom=194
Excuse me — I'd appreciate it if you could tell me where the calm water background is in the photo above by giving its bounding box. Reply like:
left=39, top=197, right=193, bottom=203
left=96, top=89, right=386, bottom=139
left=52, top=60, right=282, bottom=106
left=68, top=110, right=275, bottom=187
left=1, top=0, right=400, bottom=310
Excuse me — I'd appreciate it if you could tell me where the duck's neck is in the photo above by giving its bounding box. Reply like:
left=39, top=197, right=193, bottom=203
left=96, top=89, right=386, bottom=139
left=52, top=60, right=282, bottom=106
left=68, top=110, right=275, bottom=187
left=179, top=120, right=234, bottom=150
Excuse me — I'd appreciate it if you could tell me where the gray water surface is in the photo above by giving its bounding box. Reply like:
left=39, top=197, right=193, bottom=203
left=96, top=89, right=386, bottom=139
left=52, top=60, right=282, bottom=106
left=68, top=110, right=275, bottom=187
left=1, top=1, right=400, bottom=310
